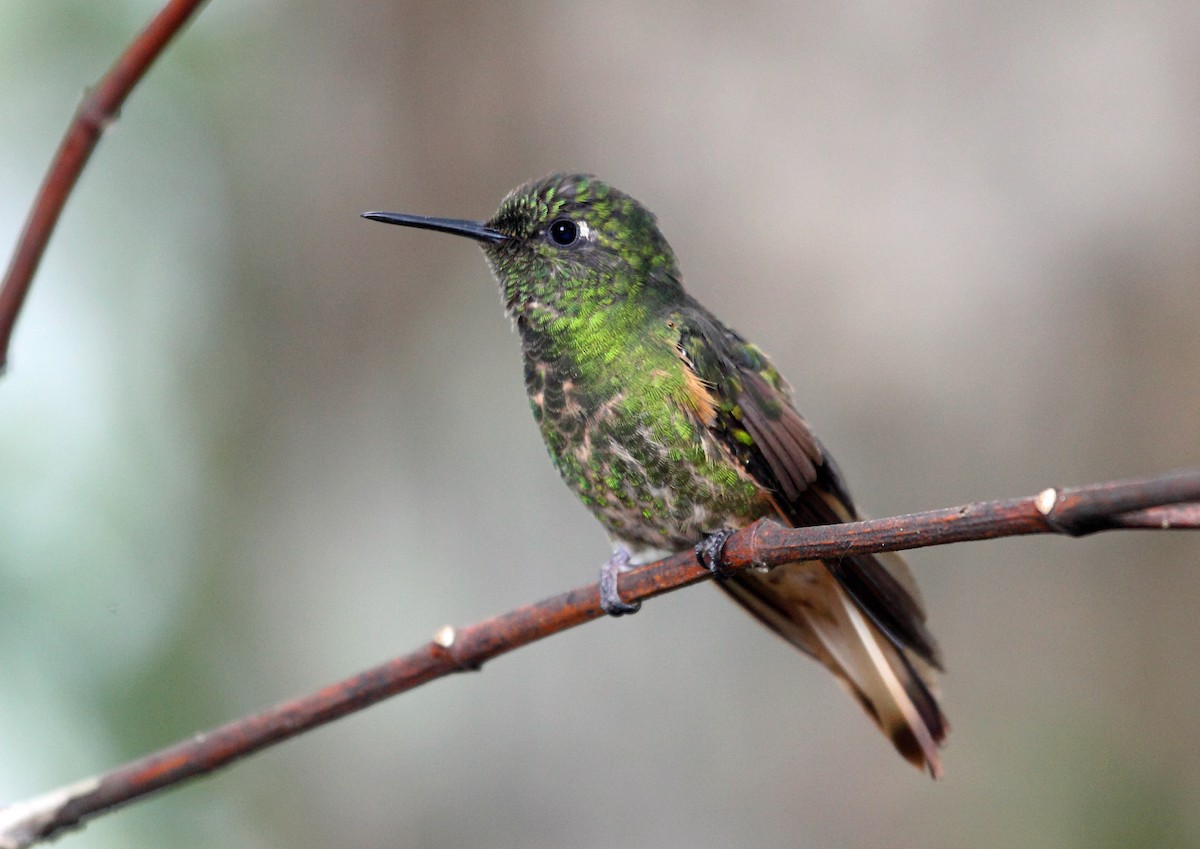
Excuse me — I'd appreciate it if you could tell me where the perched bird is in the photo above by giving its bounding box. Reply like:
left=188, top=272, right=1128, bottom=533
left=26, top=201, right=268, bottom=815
left=363, top=174, right=948, bottom=776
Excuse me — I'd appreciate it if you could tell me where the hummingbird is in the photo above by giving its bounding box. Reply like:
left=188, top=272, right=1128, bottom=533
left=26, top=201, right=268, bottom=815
left=363, top=174, right=947, bottom=776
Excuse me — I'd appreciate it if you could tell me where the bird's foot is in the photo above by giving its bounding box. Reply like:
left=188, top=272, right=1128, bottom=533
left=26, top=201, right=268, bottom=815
left=695, top=528, right=737, bottom=579
left=599, top=546, right=641, bottom=617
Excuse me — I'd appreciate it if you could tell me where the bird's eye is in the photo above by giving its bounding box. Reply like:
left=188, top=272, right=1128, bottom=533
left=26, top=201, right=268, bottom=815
left=547, top=219, right=579, bottom=246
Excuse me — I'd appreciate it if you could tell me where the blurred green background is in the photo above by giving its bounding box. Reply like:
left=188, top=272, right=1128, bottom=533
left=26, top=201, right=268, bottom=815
left=2, top=2, right=1198, bottom=847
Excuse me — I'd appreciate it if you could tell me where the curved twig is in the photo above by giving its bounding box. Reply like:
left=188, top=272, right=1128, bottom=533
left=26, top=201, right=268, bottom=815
left=0, top=469, right=1196, bottom=849
left=0, top=0, right=208, bottom=371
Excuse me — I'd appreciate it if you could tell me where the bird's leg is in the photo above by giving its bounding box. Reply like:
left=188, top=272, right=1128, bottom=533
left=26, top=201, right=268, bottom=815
left=695, top=528, right=737, bottom=579
left=599, top=545, right=641, bottom=616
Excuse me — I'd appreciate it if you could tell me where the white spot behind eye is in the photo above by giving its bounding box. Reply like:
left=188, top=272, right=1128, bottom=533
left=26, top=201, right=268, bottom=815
left=577, top=221, right=592, bottom=241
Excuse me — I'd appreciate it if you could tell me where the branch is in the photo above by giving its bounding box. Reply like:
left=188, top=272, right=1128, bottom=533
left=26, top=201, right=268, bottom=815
left=1, top=469, right=1197, bottom=849
left=0, top=0, right=208, bottom=371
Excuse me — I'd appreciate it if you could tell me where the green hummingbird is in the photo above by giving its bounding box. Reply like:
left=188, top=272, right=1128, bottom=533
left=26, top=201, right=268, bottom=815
left=363, top=174, right=947, bottom=776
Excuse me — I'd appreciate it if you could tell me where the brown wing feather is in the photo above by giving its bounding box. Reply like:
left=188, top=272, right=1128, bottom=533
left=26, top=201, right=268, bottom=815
left=674, top=302, right=948, bottom=775
left=679, top=306, right=941, bottom=669
left=737, top=370, right=819, bottom=501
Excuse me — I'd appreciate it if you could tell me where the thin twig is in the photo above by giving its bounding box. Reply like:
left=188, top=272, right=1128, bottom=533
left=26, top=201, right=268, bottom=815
left=0, top=0, right=208, bottom=371
left=0, top=469, right=1196, bottom=849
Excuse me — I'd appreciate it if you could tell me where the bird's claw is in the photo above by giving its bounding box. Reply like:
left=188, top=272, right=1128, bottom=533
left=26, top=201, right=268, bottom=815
left=599, top=547, right=641, bottom=616
left=695, top=528, right=737, bottom=579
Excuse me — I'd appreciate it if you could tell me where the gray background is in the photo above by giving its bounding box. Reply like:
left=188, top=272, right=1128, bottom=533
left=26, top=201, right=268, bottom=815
left=1, top=2, right=1198, bottom=847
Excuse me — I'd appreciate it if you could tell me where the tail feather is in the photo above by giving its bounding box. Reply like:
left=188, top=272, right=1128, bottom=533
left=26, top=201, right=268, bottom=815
left=719, top=561, right=948, bottom=777
left=831, top=591, right=946, bottom=776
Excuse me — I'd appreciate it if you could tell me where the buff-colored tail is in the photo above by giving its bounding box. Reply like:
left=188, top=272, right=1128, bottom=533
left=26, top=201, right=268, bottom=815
left=719, top=553, right=947, bottom=777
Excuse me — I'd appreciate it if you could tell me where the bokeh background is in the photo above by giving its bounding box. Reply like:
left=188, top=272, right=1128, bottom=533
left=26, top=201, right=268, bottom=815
left=2, top=2, right=1198, bottom=847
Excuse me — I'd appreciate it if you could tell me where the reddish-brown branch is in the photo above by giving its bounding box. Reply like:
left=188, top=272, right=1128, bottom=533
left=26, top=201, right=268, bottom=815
left=0, top=469, right=1196, bottom=849
left=0, top=0, right=208, bottom=371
